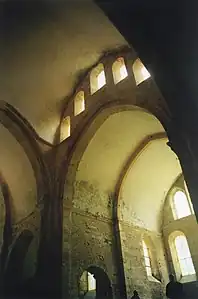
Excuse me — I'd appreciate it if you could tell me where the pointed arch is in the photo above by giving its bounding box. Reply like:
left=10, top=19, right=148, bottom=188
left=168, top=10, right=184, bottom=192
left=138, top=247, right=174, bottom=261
left=0, top=101, right=50, bottom=201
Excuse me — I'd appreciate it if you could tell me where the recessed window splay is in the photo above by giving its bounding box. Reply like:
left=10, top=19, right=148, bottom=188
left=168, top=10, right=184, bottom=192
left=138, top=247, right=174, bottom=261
left=90, top=63, right=106, bottom=94
left=142, top=240, right=152, bottom=277
left=173, top=191, right=192, bottom=219
left=60, top=116, right=70, bottom=141
left=133, top=58, right=151, bottom=85
left=74, top=91, right=85, bottom=116
left=175, top=235, right=195, bottom=276
left=112, top=57, right=128, bottom=84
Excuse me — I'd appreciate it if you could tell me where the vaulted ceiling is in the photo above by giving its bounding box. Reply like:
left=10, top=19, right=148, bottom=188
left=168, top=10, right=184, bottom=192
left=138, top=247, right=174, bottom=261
left=0, top=1, right=184, bottom=230
left=0, top=125, right=36, bottom=223
left=74, top=110, right=182, bottom=232
left=0, top=0, right=127, bottom=142
left=0, top=1, right=128, bottom=223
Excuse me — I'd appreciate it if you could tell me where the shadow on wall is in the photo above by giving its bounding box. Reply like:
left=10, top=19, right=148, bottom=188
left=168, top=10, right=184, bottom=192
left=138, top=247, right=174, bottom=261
left=3, top=230, right=35, bottom=299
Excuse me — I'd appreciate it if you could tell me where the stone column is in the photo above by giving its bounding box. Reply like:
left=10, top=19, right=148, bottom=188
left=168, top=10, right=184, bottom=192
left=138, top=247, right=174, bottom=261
left=167, top=121, right=198, bottom=220
left=62, top=203, right=73, bottom=299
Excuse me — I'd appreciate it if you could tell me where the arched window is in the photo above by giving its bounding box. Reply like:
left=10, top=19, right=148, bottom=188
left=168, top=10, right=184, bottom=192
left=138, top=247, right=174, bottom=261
left=60, top=116, right=70, bottom=141
left=74, top=91, right=85, bottom=116
left=90, top=63, right=106, bottom=94
left=175, top=235, right=195, bottom=276
left=142, top=240, right=152, bottom=276
left=79, top=267, right=112, bottom=298
left=184, top=181, right=195, bottom=214
left=172, top=190, right=192, bottom=219
left=133, top=58, right=151, bottom=85
left=112, top=57, right=128, bottom=84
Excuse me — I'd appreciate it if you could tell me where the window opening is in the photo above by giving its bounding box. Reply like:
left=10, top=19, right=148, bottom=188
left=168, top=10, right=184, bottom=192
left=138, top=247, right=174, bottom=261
left=74, top=91, right=85, bottom=116
left=60, top=116, right=70, bottom=141
left=173, top=191, right=191, bottom=219
left=112, top=57, right=128, bottom=84
left=133, top=58, right=151, bottom=85
left=142, top=240, right=152, bottom=276
left=90, top=63, right=106, bottom=94
left=175, top=235, right=195, bottom=276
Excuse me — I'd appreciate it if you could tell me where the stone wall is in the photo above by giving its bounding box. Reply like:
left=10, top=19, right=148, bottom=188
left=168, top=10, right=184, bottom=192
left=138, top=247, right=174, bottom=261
left=63, top=210, right=119, bottom=299
left=163, top=177, right=198, bottom=278
left=62, top=177, right=169, bottom=299
left=162, top=176, right=198, bottom=298
left=163, top=215, right=198, bottom=278
left=61, top=48, right=176, bottom=299
left=120, top=222, right=168, bottom=299
left=62, top=209, right=169, bottom=299
left=63, top=178, right=118, bottom=299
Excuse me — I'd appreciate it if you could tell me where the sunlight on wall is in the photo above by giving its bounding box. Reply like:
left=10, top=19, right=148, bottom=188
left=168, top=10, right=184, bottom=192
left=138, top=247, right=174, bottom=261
left=175, top=235, right=195, bottom=276
left=60, top=116, right=70, bottom=141
left=74, top=91, right=85, bottom=116
left=112, top=57, right=128, bottom=84
left=88, top=272, right=96, bottom=291
left=142, top=240, right=152, bottom=277
left=90, top=63, right=106, bottom=94
left=172, top=191, right=192, bottom=219
left=184, top=181, right=195, bottom=214
left=133, top=58, right=151, bottom=85
left=97, top=70, right=106, bottom=89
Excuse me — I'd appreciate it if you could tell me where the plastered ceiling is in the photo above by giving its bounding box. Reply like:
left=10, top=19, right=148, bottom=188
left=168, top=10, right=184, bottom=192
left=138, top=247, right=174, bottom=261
left=0, top=1, right=127, bottom=224
left=0, top=0, right=127, bottom=142
left=1, top=2, right=181, bottom=230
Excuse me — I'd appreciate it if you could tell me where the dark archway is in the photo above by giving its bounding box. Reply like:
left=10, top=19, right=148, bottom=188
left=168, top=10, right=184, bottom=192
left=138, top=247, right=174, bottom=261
left=4, top=230, right=34, bottom=298
left=79, top=266, right=113, bottom=299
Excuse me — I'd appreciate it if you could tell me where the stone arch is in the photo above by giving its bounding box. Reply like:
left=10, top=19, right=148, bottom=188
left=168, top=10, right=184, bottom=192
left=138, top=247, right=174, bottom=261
left=0, top=124, right=38, bottom=224
left=168, top=231, right=193, bottom=281
left=62, top=103, right=173, bottom=299
left=162, top=174, right=198, bottom=286
left=62, top=102, right=168, bottom=206
left=79, top=266, right=113, bottom=299
left=162, top=173, right=192, bottom=228
left=0, top=101, right=50, bottom=202
left=117, top=136, right=181, bottom=231
left=116, top=130, right=181, bottom=297
left=0, top=103, right=51, bottom=294
left=116, top=133, right=167, bottom=219
left=64, top=100, right=180, bottom=230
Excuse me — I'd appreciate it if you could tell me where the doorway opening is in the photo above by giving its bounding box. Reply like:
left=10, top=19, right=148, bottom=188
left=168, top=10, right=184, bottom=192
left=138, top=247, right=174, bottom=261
left=79, top=266, right=113, bottom=299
